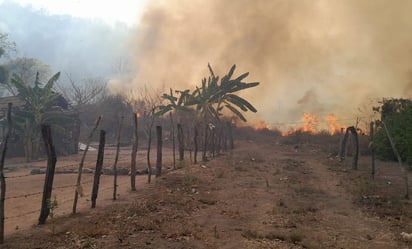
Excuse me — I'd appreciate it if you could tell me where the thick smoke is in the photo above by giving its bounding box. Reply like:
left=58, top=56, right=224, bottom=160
left=110, top=0, right=412, bottom=129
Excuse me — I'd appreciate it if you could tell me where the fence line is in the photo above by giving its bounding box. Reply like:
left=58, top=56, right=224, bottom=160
left=5, top=179, right=95, bottom=200
left=6, top=191, right=43, bottom=200
left=5, top=210, right=40, bottom=220
left=3, top=176, right=130, bottom=221
left=1, top=128, right=179, bottom=240
left=6, top=174, right=34, bottom=179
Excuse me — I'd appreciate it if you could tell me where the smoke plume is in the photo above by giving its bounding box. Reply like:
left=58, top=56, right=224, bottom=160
left=110, top=0, right=412, bottom=129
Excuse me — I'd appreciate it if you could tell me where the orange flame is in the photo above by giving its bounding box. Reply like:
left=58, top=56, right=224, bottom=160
left=326, top=114, right=343, bottom=135
left=301, top=113, right=318, bottom=133
left=281, top=113, right=318, bottom=136
left=254, top=120, right=270, bottom=131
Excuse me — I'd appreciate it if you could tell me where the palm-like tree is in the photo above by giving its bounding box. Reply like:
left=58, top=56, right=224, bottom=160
left=156, top=88, right=192, bottom=116
left=156, top=64, right=259, bottom=161
left=187, top=64, right=259, bottom=123
left=11, top=72, right=73, bottom=161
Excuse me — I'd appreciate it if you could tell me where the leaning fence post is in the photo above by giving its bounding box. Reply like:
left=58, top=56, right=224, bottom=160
left=339, top=126, right=359, bottom=169
left=72, top=116, right=101, bottom=214
left=0, top=103, right=12, bottom=243
left=38, top=125, right=57, bottom=225
left=156, top=126, right=163, bottom=177
left=382, top=121, right=409, bottom=199
left=91, top=130, right=106, bottom=208
left=113, top=116, right=124, bottom=200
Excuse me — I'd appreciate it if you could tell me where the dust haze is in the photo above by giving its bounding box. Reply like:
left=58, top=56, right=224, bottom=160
left=110, top=0, right=412, bottom=130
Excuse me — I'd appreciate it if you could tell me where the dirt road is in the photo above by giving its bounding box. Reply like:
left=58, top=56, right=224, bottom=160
left=3, top=138, right=408, bottom=248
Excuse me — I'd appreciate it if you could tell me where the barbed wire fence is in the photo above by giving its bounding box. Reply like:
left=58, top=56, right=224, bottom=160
left=0, top=144, right=163, bottom=235
left=1, top=110, right=404, bottom=243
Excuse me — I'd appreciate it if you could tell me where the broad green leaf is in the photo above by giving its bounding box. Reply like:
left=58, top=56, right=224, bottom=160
left=224, top=104, right=247, bottom=122
left=225, top=94, right=257, bottom=112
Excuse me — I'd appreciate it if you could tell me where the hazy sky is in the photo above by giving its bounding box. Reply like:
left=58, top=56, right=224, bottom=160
left=0, top=0, right=148, bottom=26
left=0, top=0, right=145, bottom=82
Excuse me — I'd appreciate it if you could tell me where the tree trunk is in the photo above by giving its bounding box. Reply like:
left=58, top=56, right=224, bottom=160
left=72, top=116, right=101, bottom=214
left=130, top=113, right=138, bottom=191
left=113, top=116, right=124, bottom=200
left=38, top=125, right=57, bottom=225
left=156, top=126, right=162, bottom=177
left=0, top=103, right=12, bottom=243
left=91, top=130, right=106, bottom=208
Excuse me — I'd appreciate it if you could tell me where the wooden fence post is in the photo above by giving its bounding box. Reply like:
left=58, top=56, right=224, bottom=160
left=156, top=126, right=163, bottom=177
left=146, top=110, right=155, bottom=184
left=227, top=121, right=234, bottom=150
left=202, top=123, right=209, bottom=162
left=170, top=113, right=176, bottom=169
left=382, top=121, right=409, bottom=199
left=0, top=103, right=12, bottom=243
left=223, top=123, right=228, bottom=151
left=177, top=124, right=184, bottom=161
left=217, top=125, right=223, bottom=155
left=339, top=126, right=359, bottom=169
left=72, top=116, right=101, bottom=214
left=91, top=130, right=106, bottom=208
left=113, top=116, right=123, bottom=200
left=130, top=113, right=138, bottom=191
left=194, top=125, right=198, bottom=164
left=370, top=122, right=375, bottom=179
left=211, top=127, right=215, bottom=158
left=38, top=125, right=57, bottom=225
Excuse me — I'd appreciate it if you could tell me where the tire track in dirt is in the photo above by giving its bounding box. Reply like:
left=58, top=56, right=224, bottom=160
left=274, top=145, right=399, bottom=248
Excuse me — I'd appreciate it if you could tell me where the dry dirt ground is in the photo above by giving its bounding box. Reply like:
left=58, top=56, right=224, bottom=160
left=2, top=134, right=412, bottom=248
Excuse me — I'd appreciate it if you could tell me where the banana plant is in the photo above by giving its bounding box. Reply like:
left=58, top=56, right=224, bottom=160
left=156, top=88, right=192, bottom=116
left=11, top=72, right=74, bottom=161
left=188, top=64, right=259, bottom=122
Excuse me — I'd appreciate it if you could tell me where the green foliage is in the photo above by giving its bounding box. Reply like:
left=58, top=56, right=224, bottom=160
left=373, top=98, right=412, bottom=121
left=156, top=88, right=192, bottom=116
left=10, top=72, right=73, bottom=160
left=156, top=64, right=259, bottom=123
left=374, top=98, right=412, bottom=167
